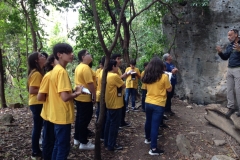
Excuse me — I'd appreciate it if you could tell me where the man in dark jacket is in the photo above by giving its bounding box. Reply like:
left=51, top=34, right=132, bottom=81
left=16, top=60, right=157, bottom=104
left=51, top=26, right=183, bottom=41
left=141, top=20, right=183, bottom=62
left=216, top=29, right=240, bottom=118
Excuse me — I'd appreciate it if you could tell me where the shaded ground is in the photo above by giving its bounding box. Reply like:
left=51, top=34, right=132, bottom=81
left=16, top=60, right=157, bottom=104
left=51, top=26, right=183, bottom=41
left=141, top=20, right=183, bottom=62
left=0, top=98, right=239, bottom=160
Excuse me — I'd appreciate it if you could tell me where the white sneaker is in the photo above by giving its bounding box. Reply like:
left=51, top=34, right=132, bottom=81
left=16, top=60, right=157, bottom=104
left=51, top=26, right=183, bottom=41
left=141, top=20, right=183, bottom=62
left=79, top=141, right=95, bottom=150
left=144, top=139, right=151, bottom=144
left=74, top=139, right=80, bottom=145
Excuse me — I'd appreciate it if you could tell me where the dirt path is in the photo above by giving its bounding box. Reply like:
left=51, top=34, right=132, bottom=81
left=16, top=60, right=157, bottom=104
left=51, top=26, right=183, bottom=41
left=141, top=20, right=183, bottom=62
left=0, top=98, right=239, bottom=160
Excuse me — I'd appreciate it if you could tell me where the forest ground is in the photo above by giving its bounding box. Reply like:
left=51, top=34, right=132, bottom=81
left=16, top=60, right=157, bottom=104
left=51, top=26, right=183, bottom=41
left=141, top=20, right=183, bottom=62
left=0, top=98, right=239, bottom=160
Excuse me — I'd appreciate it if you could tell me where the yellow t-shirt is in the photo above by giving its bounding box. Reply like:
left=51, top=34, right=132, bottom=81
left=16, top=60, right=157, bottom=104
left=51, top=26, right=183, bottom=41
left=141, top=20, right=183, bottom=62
left=48, top=64, right=74, bottom=124
left=105, top=72, right=124, bottom=109
left=96, top=68, right=102, bottom=78
left=96, top=69, right=103, bottom=102
left=141, top=71, right=146, bottom=90
left=74, top=63, right=93, bottom=102
left=28, top=71, right=44, bottom=105
left=117, top=68, right=122, bottom=76
left=125, top=67, right=140, bottom=89
left=39, top=71, right=51, bottom=121
left=91, top=69, right=97, bottom=90
left=145, top=74, right=172, bottom=107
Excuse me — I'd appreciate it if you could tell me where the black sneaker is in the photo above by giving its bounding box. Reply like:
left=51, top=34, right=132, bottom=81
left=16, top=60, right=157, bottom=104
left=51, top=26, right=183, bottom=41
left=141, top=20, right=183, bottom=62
left=132, top=108, right=139, bottom=112
left=148, top=148, right=164, bottom=155
left=119, top=122, right=131, bottom=128
left=31, top=152, right=42, bottom=160
left=163, top=115, right=169, bottom=121
left=236, top=112, right=240, bottom=117
left=226, top=108, right=235, bottom=118
left=114, top=144, right=123, bottom=150
left=160, top=123, right=169, bottom=128
left=169, top=111, right=175, bottom=116
left=87, top=129, right=95, bottom=137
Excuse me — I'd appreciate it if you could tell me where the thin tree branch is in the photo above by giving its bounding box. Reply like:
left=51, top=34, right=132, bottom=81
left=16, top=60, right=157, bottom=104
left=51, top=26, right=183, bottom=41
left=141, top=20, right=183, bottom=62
left=109, top=0, right=129, bottom=53
left=90, top=0, right=109, bottom=55
left=104, top=0, right=124, bottom=47
left=130, top=0, right=136, bottom=16
left=37, top=31, right=43, bottom=51
left=157, top=0, right=179, bottom=21
left=128, top=0, right=159, bottom=25
left=130, top=23, right=138, bottom=60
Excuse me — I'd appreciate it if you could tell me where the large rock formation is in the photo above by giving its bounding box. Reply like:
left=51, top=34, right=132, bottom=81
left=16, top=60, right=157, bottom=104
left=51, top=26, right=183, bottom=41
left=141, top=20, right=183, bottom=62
left=163, top=0, right=240, bottom=105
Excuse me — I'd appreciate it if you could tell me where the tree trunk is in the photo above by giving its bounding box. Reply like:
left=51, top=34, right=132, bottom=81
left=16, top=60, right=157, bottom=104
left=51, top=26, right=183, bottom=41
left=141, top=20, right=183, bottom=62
left=94, top=56, right=110, bottom=160
left=20, top=0, right=38, bottom=52
left=0, top=48, right=7, bottom=108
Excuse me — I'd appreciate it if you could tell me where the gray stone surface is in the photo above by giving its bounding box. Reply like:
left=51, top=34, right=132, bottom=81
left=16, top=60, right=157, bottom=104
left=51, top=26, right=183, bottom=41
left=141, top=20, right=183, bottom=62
left=176, top=134, right=193, bottom=156
left=163, top=0, right=240, bottom=105
left=211, top=155, right=235, bottom=160
left=213, top=140, right=226, bottom=146
left=0, top=114, right=14, bottom=124
left=193, top=153, right=202, bottom=160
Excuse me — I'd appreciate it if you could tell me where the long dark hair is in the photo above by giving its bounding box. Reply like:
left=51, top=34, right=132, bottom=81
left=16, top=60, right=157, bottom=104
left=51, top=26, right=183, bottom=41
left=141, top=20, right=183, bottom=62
left=27, top=52, right=44, bottom=91
left=44, top=54, right=55, bottom=72
left=106, top=60, right=117, bottom=72
left=142, top=57, right=165, bottom=84
left=27, top=52, right=43, bottom=76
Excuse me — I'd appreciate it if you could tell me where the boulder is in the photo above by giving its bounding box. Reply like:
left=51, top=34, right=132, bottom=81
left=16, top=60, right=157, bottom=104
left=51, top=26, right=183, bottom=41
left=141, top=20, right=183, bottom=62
left=163, top=0, right=240, bottom=105
left=0, top=114, right=14, bottom=124
left=176, top=134, right=193, bottom=156
left=211, top=155, right=235, bottom=160
left=205, top=105, right=240, bottom=144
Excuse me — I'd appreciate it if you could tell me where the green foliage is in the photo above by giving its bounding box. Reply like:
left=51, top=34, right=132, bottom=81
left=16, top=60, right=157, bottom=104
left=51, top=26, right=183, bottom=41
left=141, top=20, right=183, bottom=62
left=5, top=77, right=28, bottom=105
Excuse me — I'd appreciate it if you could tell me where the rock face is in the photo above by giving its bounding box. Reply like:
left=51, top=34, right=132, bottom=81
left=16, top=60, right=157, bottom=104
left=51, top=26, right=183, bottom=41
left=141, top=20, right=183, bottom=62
left=211, top=155, right=235, bottom=160
left=162, top=0, right=240, bottom=105
left=176, top=134, right=193, bottom=156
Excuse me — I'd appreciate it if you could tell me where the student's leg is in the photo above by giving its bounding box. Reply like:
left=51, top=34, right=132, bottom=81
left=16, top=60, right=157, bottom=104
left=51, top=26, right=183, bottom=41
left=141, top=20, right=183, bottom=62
left=30, top=104, right=43, bottom=155
left=150, top=105, right=164, bottom=149
left=101, top=104, right=107, bottom=139
left=104, top=110, right=110, bottom=147
left=131, top=88, right=137, bottom=109
left=78, top=102, right=92, bottom=144
left=120, top=95, right=127, bottom=126
left=107, top=108, right=122, bottom=150
left=52, top=124, right=71, bottom=160
left=74, top=100, right=81, bottom=141
left=42, top=120, right=55, bottom=160
left=96, top=102, right=100, bottom=122
left=145, top=103, right=152, bottom=141
left=124, top=88, right=130, bottom=111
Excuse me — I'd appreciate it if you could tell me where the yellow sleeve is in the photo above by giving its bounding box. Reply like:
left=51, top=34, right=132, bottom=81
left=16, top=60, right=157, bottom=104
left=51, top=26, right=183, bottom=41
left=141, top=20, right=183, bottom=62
left=39, top=72, right=51, bottom=93
left=83, top=66, right=93, bottom=84
left=57, top=70, right=72, bottom=93
left=29, top=72, right=42, bottom=87
left=114, top=74, right=124, bottom=88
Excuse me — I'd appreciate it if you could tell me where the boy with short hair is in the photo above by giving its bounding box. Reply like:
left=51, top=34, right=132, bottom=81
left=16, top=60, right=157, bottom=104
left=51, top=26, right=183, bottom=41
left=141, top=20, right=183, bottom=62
left=48, top=43, right=83, bottom=159
left=74, top=49, right=96, bottom=150
left=125, top=59, right=141, bottom=111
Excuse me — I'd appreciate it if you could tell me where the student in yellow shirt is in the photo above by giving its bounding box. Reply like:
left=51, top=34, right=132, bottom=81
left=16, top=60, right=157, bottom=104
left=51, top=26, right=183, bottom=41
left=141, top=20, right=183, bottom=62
left=110, top=53, right=130, bottom=128
left=125, top=59, right=141, bottom=112
left=27, top=52, right=46, bottom=159
left=141, top=62, right=148, bottom=112
left=48, top=43, right=83, bottom=159
left=37, top=54, right=57, bottom=160
left=74, top=49, right=96, bottom=150
left=104, top=60, right=125, bottom=151
left=95, top=60, right=103, bottom=81
left=142, top=57, right=172, bottom=156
